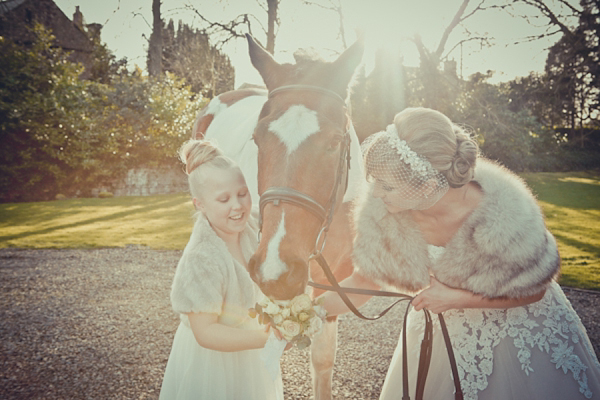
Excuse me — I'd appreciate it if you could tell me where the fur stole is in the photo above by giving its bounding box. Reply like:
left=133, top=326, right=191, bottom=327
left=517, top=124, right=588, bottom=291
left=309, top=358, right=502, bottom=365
left=352, top=158, right=560, bottom=298
left=170, top=212, right=259, bottom=315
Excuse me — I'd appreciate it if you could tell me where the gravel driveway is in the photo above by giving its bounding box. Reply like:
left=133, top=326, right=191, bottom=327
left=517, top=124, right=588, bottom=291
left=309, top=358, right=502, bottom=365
left=1, top=247, right=599, bottom=399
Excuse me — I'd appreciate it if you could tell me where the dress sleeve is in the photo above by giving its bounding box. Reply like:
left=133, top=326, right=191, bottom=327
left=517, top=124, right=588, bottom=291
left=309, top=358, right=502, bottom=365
left=170, top=247, right=228, bottom=315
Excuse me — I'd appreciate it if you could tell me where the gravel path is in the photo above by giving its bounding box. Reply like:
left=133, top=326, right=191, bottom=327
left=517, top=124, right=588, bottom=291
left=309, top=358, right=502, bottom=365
left=1, top=247, right=599, bottom=399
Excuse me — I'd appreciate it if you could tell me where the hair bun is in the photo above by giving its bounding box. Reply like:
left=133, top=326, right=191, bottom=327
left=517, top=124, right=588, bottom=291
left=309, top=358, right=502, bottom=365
left=178, top=139, right=223, bottom=175
left=446, top=127, right=478, bottom=188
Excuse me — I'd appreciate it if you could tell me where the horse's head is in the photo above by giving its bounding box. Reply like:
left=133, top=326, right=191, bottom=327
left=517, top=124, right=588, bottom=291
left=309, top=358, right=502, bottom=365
left=245, top=35, right=363, bottom=300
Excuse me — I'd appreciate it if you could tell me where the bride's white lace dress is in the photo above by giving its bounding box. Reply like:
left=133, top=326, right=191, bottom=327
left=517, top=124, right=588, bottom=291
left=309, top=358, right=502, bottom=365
left=379, top=245, right=600, bottom=400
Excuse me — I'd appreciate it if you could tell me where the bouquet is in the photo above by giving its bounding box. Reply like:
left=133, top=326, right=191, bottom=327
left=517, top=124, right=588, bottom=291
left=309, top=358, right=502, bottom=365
left=249, top=293, right=328, bottom=349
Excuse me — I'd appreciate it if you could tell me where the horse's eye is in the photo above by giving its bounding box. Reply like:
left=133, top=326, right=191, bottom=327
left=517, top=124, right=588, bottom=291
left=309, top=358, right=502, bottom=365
left=326, top=136, right=342, bottom=152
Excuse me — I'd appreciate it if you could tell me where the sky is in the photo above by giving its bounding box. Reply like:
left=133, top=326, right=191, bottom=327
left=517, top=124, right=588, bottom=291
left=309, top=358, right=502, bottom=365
left=52, top=0, right=575, bottom=87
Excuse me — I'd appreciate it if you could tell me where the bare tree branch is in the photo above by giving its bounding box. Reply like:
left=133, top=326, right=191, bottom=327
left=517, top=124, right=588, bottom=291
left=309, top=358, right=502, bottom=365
left=443, top=36, right=490, bottom=60
left=301, top=0, right=348, bottom=49
left=435, top=0, right=471, bottom=59
left=184, top=5, right=247, bottom=40
left=132, top=11, right=152, bottom=30
left=517, top=0, right=577, bottom=39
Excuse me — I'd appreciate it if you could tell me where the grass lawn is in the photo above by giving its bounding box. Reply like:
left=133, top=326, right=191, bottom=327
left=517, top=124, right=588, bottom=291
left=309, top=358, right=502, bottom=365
left=0, top=193, right=195, bottom=250
left=521, top=171, right=600, bottom=290
left=1, top=171, right=599, bottom=290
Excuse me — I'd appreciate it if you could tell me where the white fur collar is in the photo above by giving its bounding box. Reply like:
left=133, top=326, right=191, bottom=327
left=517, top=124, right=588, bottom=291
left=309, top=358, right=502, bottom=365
left=352, top=159, right=560, bottom=298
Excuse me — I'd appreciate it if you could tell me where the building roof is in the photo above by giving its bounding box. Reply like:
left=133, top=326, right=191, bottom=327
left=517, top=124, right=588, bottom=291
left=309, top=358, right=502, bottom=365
left=0, top=0, right=93, bottom=52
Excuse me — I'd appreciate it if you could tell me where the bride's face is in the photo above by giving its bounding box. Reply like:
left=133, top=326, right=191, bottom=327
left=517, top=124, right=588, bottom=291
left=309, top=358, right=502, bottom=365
left=371, top=173, right=433, bottom=213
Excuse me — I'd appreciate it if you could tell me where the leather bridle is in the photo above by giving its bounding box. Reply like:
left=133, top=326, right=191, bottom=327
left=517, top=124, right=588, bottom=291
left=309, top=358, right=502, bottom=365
left=257, top=84, right=463, bottom=400
left=258, top=84, right=352, bottom=257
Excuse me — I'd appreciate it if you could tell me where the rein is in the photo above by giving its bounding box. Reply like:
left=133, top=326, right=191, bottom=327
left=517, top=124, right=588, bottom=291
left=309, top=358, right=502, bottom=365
left=258, top=85, right=463, bottom=400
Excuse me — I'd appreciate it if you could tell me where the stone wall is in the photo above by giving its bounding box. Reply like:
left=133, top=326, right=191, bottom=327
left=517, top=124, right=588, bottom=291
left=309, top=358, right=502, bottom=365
left=94, top=167, right=188, bottom=197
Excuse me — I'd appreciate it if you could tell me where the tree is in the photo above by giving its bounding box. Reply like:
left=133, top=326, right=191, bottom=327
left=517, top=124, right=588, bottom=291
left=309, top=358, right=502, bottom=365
left=87, top=29, right=129, bottom=84
left=147, top=0, right=163, bottom=77
left=453, top=72, right=547, bottom=171
left=161, top=21, right=235, bottom=97
left=544, top=0, right=599, bottom=147
left=0, top=24, right=98, bottom=201
left=0, top=24, right=207, bottom=202
left=265, top=0, right=279, bottom=54
left=408, top=0, right=492, bottom=112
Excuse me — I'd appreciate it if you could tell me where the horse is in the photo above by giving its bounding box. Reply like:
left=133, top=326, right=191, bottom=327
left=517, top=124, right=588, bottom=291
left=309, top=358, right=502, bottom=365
left=192, top=34, right=364, bottom=400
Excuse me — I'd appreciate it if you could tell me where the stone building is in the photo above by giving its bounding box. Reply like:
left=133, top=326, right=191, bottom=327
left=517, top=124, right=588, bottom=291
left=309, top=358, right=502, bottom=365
left=0, top=0, right=99, bottom=79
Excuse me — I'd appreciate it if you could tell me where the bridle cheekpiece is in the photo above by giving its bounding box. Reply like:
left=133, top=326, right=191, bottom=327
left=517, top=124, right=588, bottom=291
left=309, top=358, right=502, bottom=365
left=258, top=84, right=352, bottom=258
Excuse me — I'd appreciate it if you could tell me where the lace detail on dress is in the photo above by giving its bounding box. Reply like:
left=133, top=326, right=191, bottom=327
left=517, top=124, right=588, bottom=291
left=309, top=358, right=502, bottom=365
left=410, top=246, right=600, bottom=400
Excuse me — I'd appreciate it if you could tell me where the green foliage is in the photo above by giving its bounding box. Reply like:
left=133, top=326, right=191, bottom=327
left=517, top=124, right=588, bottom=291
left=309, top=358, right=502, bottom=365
left=0, top=24, right=93, bottom=201
left=545, top=0, right=599, bottom=136
left=161, top=19, right=235, bottom=96
left=0, top=24, right=207, bottom=202
left=98, top=72, right=207, bottom=170
left=446, top=72, right=546, bottom=172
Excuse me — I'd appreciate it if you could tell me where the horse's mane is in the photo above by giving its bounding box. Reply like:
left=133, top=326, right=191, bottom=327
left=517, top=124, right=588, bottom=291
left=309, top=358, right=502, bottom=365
left=293, top=48, right=326, bottom=65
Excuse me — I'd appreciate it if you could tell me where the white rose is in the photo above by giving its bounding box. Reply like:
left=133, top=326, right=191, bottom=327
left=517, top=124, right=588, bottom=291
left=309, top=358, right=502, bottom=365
left=298, top=312, right=310, bottom=322
left=290, top=294, right=313, bottom=315
left=258, top=295, right=270, bottom=308
left=281, top=320, right=302, bottom=341
left=307, top=316, right=323, bottom=336
left=313, top=305, right=327, bottom=319
left=274, top=299, right=291, bottom=308
left=273, top=314, right=284, bottom=325
left=280, top=307, right=291, bottom=318
left=264, top=302, right=280, bottom=315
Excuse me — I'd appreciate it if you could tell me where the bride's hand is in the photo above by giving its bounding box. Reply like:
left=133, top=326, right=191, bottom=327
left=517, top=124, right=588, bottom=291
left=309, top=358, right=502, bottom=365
left=411, top=276, right=467, bottom=314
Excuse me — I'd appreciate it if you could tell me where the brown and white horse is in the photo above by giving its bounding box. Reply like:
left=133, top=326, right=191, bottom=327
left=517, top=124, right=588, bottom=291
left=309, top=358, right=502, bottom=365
left=193, top=35, right=364, bottom=400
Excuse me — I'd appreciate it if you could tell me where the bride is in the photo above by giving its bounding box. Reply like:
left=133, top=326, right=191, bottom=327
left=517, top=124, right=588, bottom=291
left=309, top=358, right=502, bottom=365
left=320, top=107, right=600, bottom=399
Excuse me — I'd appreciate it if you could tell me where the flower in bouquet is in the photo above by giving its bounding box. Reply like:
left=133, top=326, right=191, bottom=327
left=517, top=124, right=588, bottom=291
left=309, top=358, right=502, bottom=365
left=249, top=293, right=328, bottom=349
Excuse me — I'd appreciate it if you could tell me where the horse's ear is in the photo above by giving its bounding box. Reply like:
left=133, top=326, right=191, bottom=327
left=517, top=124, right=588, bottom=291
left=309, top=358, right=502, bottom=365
left=246, top=34, right=281, bottom=89
left=330, top=37, right=365, bottom=93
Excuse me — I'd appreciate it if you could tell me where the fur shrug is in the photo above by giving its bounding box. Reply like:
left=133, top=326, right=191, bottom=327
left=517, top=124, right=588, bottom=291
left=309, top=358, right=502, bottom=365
left=170, top=212, right=261, bottom=327
left=352, top=158, right=560, bottom=298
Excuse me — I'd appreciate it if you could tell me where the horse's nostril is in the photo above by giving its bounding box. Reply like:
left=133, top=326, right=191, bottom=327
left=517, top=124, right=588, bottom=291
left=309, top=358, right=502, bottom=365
left=283, top=259, right=309, bottom=297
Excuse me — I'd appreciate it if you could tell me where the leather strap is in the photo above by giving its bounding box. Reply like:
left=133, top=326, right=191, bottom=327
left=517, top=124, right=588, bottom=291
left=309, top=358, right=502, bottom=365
left=308, top=254, right=463, bottom=400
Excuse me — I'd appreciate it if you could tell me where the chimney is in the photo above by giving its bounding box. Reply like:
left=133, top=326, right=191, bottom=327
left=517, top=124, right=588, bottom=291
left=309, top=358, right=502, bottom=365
left=73, top=6, right=83, bottom=30
left=444, top=60, right=457, bottom=77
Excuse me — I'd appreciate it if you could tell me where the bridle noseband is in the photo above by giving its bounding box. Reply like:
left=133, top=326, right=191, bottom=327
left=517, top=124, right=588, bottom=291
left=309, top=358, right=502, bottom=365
left=258, top=84, right=351, bottom=257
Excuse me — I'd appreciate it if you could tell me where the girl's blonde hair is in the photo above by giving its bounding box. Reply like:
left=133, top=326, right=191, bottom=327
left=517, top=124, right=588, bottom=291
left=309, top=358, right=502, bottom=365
left=391, top=107, right=478, bottom=188
left=178, top=139, right=237, bottom=199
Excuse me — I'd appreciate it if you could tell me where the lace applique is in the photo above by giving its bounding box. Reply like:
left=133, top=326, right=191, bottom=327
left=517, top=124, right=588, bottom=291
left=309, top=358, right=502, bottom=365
left=409, top=282, right=599, bottom=399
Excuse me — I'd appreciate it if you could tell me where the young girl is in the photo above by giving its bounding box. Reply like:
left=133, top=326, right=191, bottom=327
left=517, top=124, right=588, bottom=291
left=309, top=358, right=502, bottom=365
left=159, top=139, right=284, bottom=400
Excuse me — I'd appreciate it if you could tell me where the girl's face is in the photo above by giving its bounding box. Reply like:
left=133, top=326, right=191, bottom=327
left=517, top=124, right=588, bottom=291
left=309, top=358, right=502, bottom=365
left=194, top=166, right=252, bottom=240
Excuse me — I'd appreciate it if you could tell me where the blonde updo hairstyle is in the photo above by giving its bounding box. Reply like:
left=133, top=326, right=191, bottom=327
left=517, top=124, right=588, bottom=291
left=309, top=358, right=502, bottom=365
left=392, top=108, right=478, bottom=188
left=178, top=139, right=238, bottom=200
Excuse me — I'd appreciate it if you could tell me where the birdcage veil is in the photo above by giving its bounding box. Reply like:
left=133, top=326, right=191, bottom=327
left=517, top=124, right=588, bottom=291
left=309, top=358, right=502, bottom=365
left=361, top=124, right=449, bottom=211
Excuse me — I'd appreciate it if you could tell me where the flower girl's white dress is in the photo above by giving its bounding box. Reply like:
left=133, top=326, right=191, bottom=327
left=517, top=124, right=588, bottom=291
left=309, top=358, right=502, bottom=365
left=159, top=215, right=283, bottom=400
left=379, top=245, right=600, bottom=400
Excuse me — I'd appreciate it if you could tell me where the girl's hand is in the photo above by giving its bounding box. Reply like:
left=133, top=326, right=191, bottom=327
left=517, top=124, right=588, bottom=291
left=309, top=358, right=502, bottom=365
left=264, top=324, right=293, bottom=351
left=412, top=276, right=467, bottom=314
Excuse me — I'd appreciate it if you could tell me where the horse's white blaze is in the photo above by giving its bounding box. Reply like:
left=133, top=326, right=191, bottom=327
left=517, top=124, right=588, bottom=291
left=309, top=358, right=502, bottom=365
left=261, top=212, right=289, bottom=282
left=269, top=105, right=320, bottom=154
